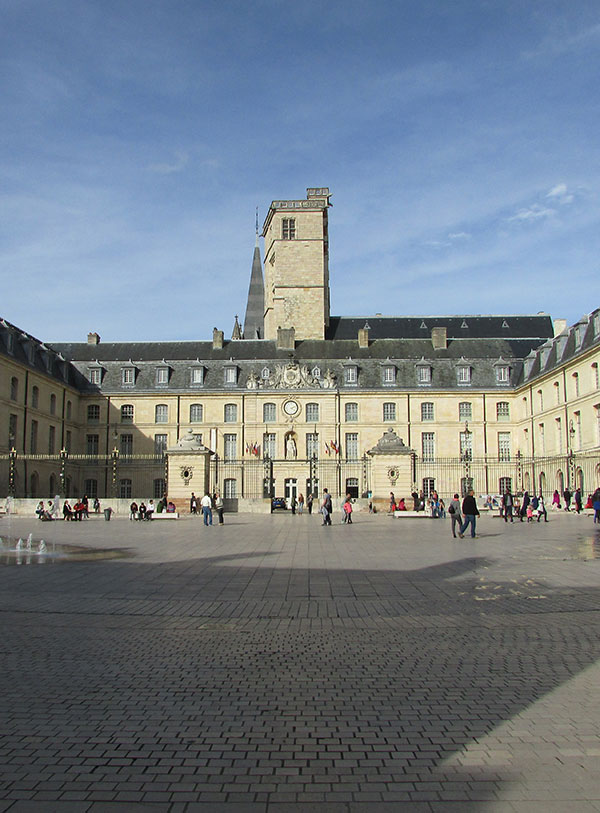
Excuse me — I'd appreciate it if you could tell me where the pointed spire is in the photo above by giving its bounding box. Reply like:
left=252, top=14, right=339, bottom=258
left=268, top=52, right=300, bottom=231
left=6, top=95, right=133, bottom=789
left=232, top=315, right=242, bottom=340
left=243, top=209, right=265, bottom=339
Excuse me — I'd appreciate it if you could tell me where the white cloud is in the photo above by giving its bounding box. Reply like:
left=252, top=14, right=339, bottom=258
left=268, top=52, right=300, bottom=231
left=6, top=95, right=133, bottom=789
left=508, top=204, right=556, bottom=223
left=147, top=150, right=189, bottom=175
left=448, top=232, right=471, bottom=241
left=546, top=183, right=574, bottom=204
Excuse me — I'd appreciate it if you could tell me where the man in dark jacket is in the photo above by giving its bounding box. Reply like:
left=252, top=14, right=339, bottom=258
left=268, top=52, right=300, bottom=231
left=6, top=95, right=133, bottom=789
left=458, top=490, right=480, bottom=538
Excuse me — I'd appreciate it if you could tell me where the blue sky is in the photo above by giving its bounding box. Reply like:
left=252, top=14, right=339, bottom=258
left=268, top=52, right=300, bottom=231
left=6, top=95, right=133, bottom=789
left=2, top=0, right=599, bottom=342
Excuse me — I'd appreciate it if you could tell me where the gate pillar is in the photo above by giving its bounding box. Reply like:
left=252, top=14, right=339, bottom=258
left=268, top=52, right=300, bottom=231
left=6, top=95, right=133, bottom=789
left=367, top=428, right=414, bottom=512
left=165, top=430, right=211, bottom=514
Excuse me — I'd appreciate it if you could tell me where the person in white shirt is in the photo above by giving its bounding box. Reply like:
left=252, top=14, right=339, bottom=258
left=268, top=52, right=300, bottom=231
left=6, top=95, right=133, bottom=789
left=146, top=499, right=155, bottom=520
left=200, top=492, right=213, bottom=526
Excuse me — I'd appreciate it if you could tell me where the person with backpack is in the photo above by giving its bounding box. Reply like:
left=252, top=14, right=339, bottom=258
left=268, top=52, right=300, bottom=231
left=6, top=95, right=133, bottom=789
left=321, top=489, right=332, bottom=526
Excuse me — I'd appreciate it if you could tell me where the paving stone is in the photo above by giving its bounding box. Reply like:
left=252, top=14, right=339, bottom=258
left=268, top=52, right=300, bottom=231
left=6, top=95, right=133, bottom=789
left=1, top=513, right=600, bottom=810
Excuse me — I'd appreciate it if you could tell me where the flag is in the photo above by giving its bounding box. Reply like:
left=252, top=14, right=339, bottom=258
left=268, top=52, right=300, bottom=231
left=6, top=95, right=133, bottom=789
left=325, top=442, right=331, bottom=455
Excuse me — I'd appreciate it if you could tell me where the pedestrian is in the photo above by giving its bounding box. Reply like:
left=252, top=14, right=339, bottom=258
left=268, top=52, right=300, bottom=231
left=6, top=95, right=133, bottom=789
left=321, top=489, right=332, bottom=526
left=458, top=490, right=480, bottom=539
left=129, top=501, right=138, bottom=520
left=146, top=499, right=155, bottom=520
left=448, top=493, right=462, bottom=538
left=502, top=489, right=514, bottom=522
left=343, top=495, right=353, bottom=524
left=537, top=494, right=548, bottom=522
left=389, top=492, right=395, bottom=513
left=190, top=493, right=197, bottom=515
left=138, top=501, right=147, bottom=520
left=526, top=503, right=534, bottom=522
left=340, top=496, right=347, bottom=523
left=201, top=492, right=213, bottom=525
left=552, top=490, right=561, bottom=510
left=93, top=496, right=100, bottom=513
left=290, top=494, right=297, bottom=515
left=574, top=488, right=582, bottom=514
left=214, top=491, right=224, bottom=524
left=298, top=493, right=304, bottom=514
left=307, top=494, right=313, bottom=515
left=563, top=488, right=572, bottom=511
left=411, top=490, right=419, bottom=511
left=520, top=491, right=530, bottom=522
left=593, top=488, right=600, bottom=524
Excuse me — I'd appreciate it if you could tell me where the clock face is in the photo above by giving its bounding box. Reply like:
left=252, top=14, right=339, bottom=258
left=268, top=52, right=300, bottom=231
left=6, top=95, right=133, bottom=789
left=283, top=400, right=299, bottom=416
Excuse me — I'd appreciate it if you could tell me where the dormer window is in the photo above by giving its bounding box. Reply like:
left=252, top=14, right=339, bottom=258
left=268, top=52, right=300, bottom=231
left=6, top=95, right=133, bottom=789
left=495, top=363, right=510, bottom=384
left=312, top=366, right=321, bottom=380
left=89, top=366, right=102, bottom=385
left=416, top=361, right=432, bottom=385
left=457, top=365, right=471, bottom=385
left=224, top=365, right=238, bottom=386
left=121, top=366, right=136, bottom=386
left=156, top=366, right=169, bottom=386
left=261, top=366, right=270, bottom=381
left=344, top=365, right=358, bottom=386
left=382, top=365, right=396, bottom=385
left=190, top=366, right=204, bottom=386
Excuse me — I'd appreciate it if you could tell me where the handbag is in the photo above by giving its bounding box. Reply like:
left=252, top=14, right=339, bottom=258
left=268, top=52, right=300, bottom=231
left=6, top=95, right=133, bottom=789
left=448, top=505, right=455, bottom=514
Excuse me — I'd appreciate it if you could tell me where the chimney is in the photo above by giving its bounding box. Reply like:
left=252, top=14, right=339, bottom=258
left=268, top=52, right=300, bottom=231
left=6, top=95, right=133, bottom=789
left=87, top=332, right=100, bottom=345
left=212, top=328, right=224, bottom=350
left=276, top=326, right=295, bottom=350
left=431, top=327, right=447, bottom=350
left=358, top=321, right=370, bottom=349
left=553, top=318, right=567, bottom=337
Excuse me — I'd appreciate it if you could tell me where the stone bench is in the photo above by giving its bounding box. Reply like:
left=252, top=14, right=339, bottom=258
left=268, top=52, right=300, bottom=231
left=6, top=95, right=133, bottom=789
left=392, top=510, right=431, bottom=518
left=152, top=512, right=179, bottom=519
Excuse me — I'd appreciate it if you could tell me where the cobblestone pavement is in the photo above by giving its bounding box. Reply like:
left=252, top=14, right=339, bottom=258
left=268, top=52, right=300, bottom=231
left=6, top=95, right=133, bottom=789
left=1, top=509, right=600, bottom=812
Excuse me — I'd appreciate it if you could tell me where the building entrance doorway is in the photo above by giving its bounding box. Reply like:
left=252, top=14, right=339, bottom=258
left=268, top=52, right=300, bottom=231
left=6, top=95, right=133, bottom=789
left=284, top=478, right=298, bottom=508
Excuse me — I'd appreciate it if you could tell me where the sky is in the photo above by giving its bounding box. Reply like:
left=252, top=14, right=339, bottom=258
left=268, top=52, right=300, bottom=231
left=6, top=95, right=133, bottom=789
left=2, top=0, right=599, bottom=342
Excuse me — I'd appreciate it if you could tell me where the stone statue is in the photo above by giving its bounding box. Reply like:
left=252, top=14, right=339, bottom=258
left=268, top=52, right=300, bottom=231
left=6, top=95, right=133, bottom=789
left=286, top=436, right=297, bottom=459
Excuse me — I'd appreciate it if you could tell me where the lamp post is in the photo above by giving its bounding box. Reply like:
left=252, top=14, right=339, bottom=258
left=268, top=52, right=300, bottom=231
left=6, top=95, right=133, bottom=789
left=568, top=421, right=576, bottom=489
left=8, top=447, right=17, bottom=497
left=59, top=447, right=68, bottom=496
left=111, top=447, right=119, bottom=498
left=462, top=422, right=472, bottom=495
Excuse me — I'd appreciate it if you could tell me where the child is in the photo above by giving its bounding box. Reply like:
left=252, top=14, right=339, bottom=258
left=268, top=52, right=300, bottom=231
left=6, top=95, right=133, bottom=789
left=343, top=497, right=353, bottom=524
left=526, top=504, right=534, bottom=522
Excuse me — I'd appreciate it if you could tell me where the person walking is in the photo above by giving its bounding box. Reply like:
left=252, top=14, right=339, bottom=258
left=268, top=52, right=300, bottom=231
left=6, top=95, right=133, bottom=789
left=574, top=488, right=583, bottom=514
left=190, top=493, right=197, bottom=515
left=307, top=494, right=314, bottom=515
left=298, top=493, right=304, bottom=514
left=201, top=492, right=213, bottom=526
left=458, top=490, right=480, bottom=538
left=552, top=490, right=561, bottom=510
left=343, top=495, right=353, bottom=524
left=592, top=488, right=600, bottom=524
left=214, top=491, right=224, bottom=525
left=502, top=489, right=514, bottom=522
left=290, top=494, right=297, bottom=515
left=321, top=489, right=332, bottom=526
left=563, top=488, right=572, bottom=511
left=448, top=493, right=462, bottom=538
left=519, top=491, right=530, bottom=522
left=536, top=494, right=548, bottom=522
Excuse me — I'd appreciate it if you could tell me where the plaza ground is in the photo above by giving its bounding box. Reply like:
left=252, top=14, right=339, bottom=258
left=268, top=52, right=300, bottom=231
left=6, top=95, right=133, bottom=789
left=1, top=509, right=600, bottom=812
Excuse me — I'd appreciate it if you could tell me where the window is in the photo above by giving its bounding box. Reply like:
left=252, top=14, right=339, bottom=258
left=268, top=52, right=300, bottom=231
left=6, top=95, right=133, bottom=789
left=459, top=431, right=472, bottom=459
left=10, top=377, right=18, bottom=401
left=224, top=433, right=237, bottom=460
left=422, top=478, right=435, bottom=498
left=457, top=366, right=471, bottom=384
left=596, top=406, right=600, bottom=445
left=417, top=365, right=431, bottom=385
left=538, top=389, right=544, bottom=411
left=89, top=368, right=102, bottom=385
left=306, top=403, right=319, bottom=422
left=224, top=478, right=237, bottom=498
left=119, top=479, right=132, bottom=499
left=345, top=402, right=358, bottom=422
left=592, top=363, right=599, bottom=390
left=306, top=432, right=319, bottom=459
left=190, top=367, right=204, bottom=386
left=8, top=414, right=17, bottom=448
left=31, top=386, right=39, bottom=409
left=84, top=479, right=98, bottom=499
left=383, top=366, right=396, bottom=384
left=282, top=218, right=296, bottom=239
left=459, top=402, right=472, bottom=421
left=346, top=478, right=359, bottom=499
left=66, top=400, right=72, bottom=420
left=554, top=381, right=561, bottom=404
left=154, top=478, right=165, bottom=499
left=496, top=402, right=510, bottom=421
left=522, top=396, right=528, bottom=418
left=224, top=403, right=238, bottom=423
left=155, top=404, right=168, bottom=423
left=121, top=404, right=134, bottom=423
left=539, top=423, right=545, bottom=454
left=312, top=366, right=321, bottom=380
left=421, top=432, right=435, bottom=462
left=30, top=420, right=38, bottom=453
left=499, top=476, right=512, bottom=495
left=263, top=432, right=276, bottom=459
left=120, top=433, right=133, bottom=455
left=50, top=394, right=57, bottom=415
left=121, top=367, right=135, bottom=385
left=573, top=373, right=580, bottom=397
left=421, top=402, right=434, bottom=421
left=498, top=432, right=511, bottom=462
left=263, top=403, right=276, bottom=423
left=154, top=434, right=167, bottom=454
left=261, top=366, right=270, bottom=381
left=156, top=367, right=169, bottom=385
left=573, top=411, right=582, bottom=450
left=496, top=366, right=510, bottom=384
left=383, top=402, right=396, bottom=422
left=224, top=366, right=237, bottom=385
left=344, top=366, right=357, bottom=385
left=87, top=404, right=100, bottom=423
left=48, top=426, right=56, bottom=454
left=65, top=430, right=72, bottom=452
left=345, top=432, right=359, bottom=459
left=86, top=434, right=99, bottom=455
left=190, top=404, right=203, bottom=423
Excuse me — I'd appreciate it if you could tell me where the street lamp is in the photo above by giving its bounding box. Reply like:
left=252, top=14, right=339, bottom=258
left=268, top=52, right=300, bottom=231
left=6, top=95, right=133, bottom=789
left=59, top=447, right=68, bottom=496
left=462, top=422, right=472, bottom=495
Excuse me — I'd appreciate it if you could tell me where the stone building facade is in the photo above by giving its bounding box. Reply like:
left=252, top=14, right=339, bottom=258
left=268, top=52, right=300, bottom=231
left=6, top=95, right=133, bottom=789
left=1, top=188, right=600, bottom=510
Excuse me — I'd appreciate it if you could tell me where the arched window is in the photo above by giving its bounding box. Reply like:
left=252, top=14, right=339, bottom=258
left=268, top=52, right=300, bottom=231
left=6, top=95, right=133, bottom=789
left=31, top=385, right=39, bottom=408
left=189, top=404, right=203, bottom=423
left=50, top=394, right=57, bottom=415
left=10, top=377, right=18, bottom=401
left=66, top=400, right=72, bottom=420
left=155, top=404, right=168, bottom=423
